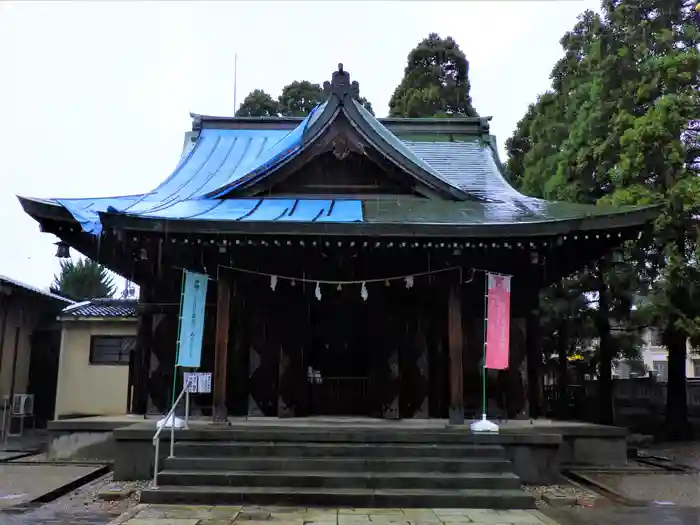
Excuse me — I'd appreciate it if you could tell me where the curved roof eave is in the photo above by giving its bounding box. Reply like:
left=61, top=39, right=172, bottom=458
left=95, top=202, right=661, bottom=239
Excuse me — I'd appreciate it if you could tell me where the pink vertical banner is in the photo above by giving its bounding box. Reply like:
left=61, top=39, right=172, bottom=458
left=485, top=273, right=511, bottom=370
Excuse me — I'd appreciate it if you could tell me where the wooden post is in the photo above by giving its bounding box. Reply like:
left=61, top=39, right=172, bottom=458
left=212, top=278, right=231, bottom=423
left=526, top=306, right=543, bottom=419
left=133, top=290, right=153, bottom=415
left=448, top=284, right=464, bottom=424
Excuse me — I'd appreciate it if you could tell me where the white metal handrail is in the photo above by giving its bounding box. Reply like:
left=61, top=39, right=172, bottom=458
left=152, top=384, right=190, bottom=488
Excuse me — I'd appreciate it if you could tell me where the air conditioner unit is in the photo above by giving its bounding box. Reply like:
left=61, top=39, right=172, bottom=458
left=12, top=394, right=34, bottom=416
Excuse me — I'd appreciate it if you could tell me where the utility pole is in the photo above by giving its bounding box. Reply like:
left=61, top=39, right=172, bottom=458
left=233, top=53, right=238, bottom=116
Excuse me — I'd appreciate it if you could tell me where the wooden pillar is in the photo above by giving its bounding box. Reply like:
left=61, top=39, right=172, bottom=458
left=448, top=284, right=464, bottom=424
left=213, top=278, right=231, bottom=423
left=132, top=288, right=153, bottom=415
left=526, top=307, right=543, bottom=419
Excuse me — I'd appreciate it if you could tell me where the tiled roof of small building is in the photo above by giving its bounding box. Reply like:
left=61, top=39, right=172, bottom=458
left=0, top=274, right=74, bottom=304
left=61, top=298, right=137, bottom=318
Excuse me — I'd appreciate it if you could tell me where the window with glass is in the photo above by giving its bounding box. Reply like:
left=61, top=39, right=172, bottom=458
left=89, top=336, right=136, bottom=365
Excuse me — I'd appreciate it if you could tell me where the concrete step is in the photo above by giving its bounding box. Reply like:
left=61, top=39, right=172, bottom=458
left=156, top=470, right=522, bottom=490
left=173, top=441, right=507, bottom=459
left=141, top=485, right=536, bottom=509
left=164, top=456, right=514, bottom=473
left=160, top=427, right=543, bottom=445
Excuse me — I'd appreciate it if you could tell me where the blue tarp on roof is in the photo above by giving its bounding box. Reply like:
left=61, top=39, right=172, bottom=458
left=52, top=108, right=322, bottom=235
left=30, top=100, right=508, bottom=235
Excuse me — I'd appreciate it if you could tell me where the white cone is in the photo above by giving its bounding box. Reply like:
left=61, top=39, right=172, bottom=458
left=470, top=414, right=499, bottom=433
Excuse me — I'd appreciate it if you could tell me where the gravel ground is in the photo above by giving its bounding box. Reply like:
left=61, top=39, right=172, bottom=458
left=525, top=484, right=603, bottom=509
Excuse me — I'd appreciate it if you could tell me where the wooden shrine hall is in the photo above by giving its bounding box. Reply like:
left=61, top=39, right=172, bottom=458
left=19, top=64, right=659, bottom=424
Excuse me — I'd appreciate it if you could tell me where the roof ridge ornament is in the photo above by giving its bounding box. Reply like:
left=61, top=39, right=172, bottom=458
left=323, top=63, right=360, bottom=104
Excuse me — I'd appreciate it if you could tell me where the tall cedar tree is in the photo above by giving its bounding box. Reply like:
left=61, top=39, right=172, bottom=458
left=389, top=33, right=478, bottom=118
left=52, top=258, right=116, bottom=301
left=599, top=0, right=700, bottom=438
left=505, top=9, right=648, bottom=424
left=236, top=82, right=375, bottom=118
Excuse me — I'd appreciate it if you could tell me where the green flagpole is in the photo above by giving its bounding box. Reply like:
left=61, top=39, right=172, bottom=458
left=471, top=271, right=501, bottom=433
left=482, top=272, right=488, bottom=419
left=171, top=269, right=186, bottom=411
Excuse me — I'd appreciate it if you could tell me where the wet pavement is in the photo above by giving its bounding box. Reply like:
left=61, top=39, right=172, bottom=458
left=581, top=472, right=700, bottom=507
left=0, top=506, right=123, bottom=525
left=0, top=451, right=27, bottom=462
left=0, top=463, right=105, bottom=509
left=112, top=504, right=555, bottom=525
left=646, top=442, right=700, bottom=471
left=0, top=474, right=135, bottom=525
left=543, top=506, right=700, bottom=525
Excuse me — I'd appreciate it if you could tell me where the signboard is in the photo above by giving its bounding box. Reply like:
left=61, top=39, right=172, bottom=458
left=485, top=273, right=511, bottom=370
left=176, top=270, right=208, bottom=368
left=183, top=372, right=212, bottom=394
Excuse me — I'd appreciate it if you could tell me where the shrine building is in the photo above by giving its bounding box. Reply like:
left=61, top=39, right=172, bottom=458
left=19, top=65, right=659, bottom=424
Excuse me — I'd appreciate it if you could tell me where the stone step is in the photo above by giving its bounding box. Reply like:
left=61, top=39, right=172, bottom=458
left=156, top=470, right=522, bottom=490
left=161, top=427, right=543, bottom=445
left=141, top=485, right=536, bottom=509
left=173, top=441, right=507, bottom=459
left=164, top=456, right=514, bottom=473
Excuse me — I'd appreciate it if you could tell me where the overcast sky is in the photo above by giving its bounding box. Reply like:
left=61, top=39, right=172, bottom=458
left=0, top=0, right=599, bottom=291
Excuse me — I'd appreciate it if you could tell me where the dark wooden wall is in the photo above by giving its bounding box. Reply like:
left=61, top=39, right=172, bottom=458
left=228, top=272, right=454, bottom=419
left=128, top=243, right=547, bottom=419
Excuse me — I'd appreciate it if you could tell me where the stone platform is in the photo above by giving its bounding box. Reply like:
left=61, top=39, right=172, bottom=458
left=75, top=417, right=626, bottom=509
left=105, top=417, right=627, bottom=485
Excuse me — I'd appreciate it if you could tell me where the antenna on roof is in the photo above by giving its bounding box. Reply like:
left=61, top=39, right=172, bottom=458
left=233, top=52, right=238, bottom=116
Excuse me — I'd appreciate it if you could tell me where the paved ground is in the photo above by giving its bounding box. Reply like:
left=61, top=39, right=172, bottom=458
left=542, top=506, right=700, bottom=525
left=581, top=472, right=700, bottom=507
left=0, top=463, right=104, bottom=508
left=0, top=451, right=28, bottom=462
left=109, top=505, right=556, bottom=525
left=0, top=473, right=137, bottom=525
left=646, top=442, right=700, bottom=471
left=0, top=433, right=697, bottom=525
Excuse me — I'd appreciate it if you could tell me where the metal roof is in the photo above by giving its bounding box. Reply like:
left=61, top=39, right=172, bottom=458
left=19, top=127, right=656, bottom=236
left=60, top=298, right=137, bottom=319
left=16, top=66, right=658, bottom=237
left=0, top=274, right=74, bottom=304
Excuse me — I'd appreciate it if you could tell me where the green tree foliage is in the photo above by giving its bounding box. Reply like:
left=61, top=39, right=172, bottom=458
left=277, top=81, right=325, bottom=117
left=235, top=89, right=280, bottom=117
left=538, top=278, right=596, bottom=417
left=507, top=0, right=700, bottom=435
left=356, top=96, right=375, bottom=116
left=389, top=33, right=478, bottom=118
left=504, top=7, right=659, bottom=425
left=236, top=82, right=375, bottom=118
left=51, top=258, right=116, bottom=301
left=599, top=0, right=700, bottom=437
